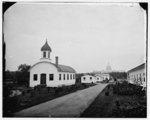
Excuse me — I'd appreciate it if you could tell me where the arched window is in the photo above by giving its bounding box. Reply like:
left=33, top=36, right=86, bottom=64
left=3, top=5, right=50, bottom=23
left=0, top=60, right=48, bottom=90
left=70, top=74, right=72, bottom=80
left=33, top=74, right=37, bottom=81
left=48, top=51, right=50, bottom=58
left=43, top=52, right=46, bottom=58
left=67, top=74, right=69, bottom=80
left=49, top=74, right=54, bottom=81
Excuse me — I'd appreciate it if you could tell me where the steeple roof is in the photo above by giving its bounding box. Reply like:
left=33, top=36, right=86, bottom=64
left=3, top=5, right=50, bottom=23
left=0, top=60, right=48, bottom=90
left=41, top=40, right=52, bottom=52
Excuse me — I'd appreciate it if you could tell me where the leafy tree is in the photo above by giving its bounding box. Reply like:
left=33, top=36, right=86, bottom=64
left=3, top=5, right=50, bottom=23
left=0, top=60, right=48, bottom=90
left=18, top=64, right=31, bottom=72
left=17, top=64, right=31, bottom=86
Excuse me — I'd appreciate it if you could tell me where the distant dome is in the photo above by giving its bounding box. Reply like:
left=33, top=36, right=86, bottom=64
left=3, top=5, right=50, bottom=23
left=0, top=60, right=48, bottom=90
left=41, top=41, right=52, bottom=52
left=106, top=63, right=112, bottom=71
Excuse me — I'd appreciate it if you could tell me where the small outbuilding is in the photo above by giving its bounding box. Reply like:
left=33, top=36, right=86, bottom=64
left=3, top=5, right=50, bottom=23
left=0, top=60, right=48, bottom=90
left=81, top=74, right=95, bottom=83
left=94, top=75, right=103, bottom=82
left=95, top=73, right=110, bottom=81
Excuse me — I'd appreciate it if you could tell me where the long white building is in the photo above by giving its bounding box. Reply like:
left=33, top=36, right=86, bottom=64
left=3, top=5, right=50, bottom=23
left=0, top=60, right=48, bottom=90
left=128, top=63, right=146, bottom=88
left=29, top=40, right=76, bottom=87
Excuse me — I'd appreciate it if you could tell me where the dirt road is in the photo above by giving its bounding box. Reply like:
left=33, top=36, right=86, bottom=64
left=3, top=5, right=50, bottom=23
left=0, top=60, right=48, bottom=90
left=14, top=83, right=108, bottom=117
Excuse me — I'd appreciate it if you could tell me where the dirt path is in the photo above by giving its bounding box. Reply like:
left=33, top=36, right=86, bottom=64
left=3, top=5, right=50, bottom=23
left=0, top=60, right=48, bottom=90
left=81, top=84, right=116, bottom=117
left=14, top=83, right=108, bottom=117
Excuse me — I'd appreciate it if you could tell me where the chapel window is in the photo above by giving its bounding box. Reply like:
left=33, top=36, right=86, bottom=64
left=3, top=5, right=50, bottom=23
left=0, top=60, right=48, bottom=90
left=59, top=74, right=61, bottom=80
left=49, top=74, right=54, bottom=81
left=43, top=51, right=46, bottom=58
left=64, top=74, right=65, bottom=80
left=48, top=52, right=50, bottom=58
left=70, top=74, right=72, bottom=80
left=67, top=74, right=69, bottom=80
left=34, top=74, right=37, bottom=81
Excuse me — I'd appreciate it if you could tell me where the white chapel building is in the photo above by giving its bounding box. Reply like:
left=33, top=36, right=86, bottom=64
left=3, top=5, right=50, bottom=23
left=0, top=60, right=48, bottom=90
left=29, top=40, right=76, bottom=87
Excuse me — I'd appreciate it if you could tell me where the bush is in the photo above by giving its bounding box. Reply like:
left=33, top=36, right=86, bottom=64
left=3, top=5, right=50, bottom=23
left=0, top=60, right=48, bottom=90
left=3, top=86, right=11, bottom=98
left=30, top=90, right=35, bottom=97
left=34, top=84, right=46, bottom=91
left=105, top=91, right=109, bottom=96
left=113, top=82, right=145, bottom=96
left=115, top=100, right=120, bottom=108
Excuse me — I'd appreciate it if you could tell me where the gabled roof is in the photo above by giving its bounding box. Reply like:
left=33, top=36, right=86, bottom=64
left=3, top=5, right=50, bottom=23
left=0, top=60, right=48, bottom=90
left=52, top=63, right=76, bottom=73
left=81, top=74, right=95, bottom=77
left=41, top=41, right=52, bottom=52
left=94, top=74, right=102, bottom=77
left=128, top=63, right=145, bottom=73
left=29, top=61, right=76, bottom=73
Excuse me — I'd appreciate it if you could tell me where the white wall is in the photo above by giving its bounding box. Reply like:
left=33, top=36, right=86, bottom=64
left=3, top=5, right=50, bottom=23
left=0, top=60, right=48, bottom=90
left=95, top=76, right=103, bottom=82
left=41, top=51, right=51, bottom=59
left=95, top=74, right=110, bottom=81
left=30, top=62, right=58, bottom=87
left=57, top=73, right=76, bottom=86
left=101, top=74, right=110, bottom=80
left=81, top=75, right=95, bottom=83
left=30, top=62, right=76, bottom=87
left=128, top=68, right=146, bottom=87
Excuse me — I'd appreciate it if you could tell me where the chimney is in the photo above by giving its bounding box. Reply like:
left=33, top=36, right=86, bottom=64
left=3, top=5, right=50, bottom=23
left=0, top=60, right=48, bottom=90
left=55, top=56, right=58, bottom=67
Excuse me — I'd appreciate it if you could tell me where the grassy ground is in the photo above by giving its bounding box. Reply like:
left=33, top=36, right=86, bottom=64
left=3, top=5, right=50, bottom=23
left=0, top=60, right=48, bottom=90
left=3, top=83, right=95, bottom=117
left=81, top=82, right=146, bottom=118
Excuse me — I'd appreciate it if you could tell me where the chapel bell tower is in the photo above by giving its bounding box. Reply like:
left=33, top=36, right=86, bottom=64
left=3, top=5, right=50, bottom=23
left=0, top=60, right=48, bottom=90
left=41, top=40, right=52, bottom=60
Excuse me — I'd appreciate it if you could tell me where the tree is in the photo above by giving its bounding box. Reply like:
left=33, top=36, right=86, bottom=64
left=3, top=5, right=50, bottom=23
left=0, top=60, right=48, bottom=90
left=18, top=64, right=31, bottom=72
left=17, top=64, right=31, bottom=86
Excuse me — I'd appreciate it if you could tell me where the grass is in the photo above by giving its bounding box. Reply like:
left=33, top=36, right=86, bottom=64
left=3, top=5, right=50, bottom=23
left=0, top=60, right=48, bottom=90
left=81, top=82, right=146, bottom=118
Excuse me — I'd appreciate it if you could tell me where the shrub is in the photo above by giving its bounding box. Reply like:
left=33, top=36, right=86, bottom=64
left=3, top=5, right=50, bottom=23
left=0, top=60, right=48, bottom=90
left=30, top=90, right=35, bottom=97
left=34, top=85, right=46, bottom=91
left=22, top=91, right=26, bottom=96
left=3, top=86, right=11, bottom=98
left=47, top=87, right=51, bottom=93
left=113, top=82, right=145, bottom=96
left=105, top=91, right=109, bottom=96
left=115, top=100, right=120, bottom=108
left=107, top=85, right=110, bottom=89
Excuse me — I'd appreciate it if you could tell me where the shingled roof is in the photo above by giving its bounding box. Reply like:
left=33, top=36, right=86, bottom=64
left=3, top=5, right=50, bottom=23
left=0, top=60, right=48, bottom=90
left=29, top=61, right=76, bottom=73
left=41, top=41, right=52, bottom=52
left=52, top=64, right=76, bottom=73
left=128, top=63, right=145, bottom=73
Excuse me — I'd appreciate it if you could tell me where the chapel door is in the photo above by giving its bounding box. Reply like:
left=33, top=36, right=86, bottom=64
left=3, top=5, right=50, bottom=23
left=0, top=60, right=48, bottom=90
left=40, top=73, right=46, bottom=85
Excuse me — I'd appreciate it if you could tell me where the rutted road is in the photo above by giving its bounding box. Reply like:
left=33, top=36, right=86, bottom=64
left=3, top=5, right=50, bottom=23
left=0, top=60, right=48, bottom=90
left=14, top=83, right=108, bottom=117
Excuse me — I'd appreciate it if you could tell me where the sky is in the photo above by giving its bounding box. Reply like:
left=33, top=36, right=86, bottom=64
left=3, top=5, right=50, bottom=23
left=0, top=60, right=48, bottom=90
left=4, top=2, right=146, bottom=73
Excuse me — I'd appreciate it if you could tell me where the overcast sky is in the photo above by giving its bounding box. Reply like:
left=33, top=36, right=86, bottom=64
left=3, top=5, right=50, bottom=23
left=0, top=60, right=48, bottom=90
left=4, top=2, right=146, bottom=73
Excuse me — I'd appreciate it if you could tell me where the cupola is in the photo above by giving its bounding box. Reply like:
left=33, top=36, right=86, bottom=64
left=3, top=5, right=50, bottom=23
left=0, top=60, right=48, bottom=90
left=41, top=40, right=52, bottom=52
left=41, top=40, right=52, bottom=60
